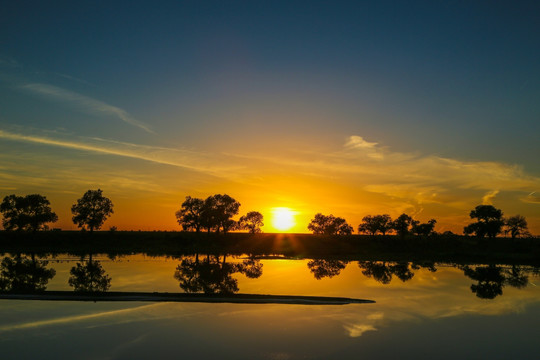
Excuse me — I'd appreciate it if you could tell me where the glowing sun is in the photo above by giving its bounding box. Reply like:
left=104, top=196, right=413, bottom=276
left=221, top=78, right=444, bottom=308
left=271, top=207, right=296, bottom=231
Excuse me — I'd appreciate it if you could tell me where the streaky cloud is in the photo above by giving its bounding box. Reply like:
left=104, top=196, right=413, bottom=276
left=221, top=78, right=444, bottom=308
left=522, top=192, right=540, bottom=204
left=20, top=83, right=154, bottom=133
left=0, top=128, right=242, bottom=177
left=482, top=190, right=500, bottom=205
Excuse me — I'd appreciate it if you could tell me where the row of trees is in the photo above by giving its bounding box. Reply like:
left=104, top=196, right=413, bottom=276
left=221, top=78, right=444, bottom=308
left=307, top=212, right=438, bottom=237
left=308, top=205, right=529, bottom=239
left=0, top=189, right=114, bottom=233
left=0, top=254, right=111, bottom=293
left=0, top=191, right=532, bottom=239
left=176, top=195, right=264, bottom=234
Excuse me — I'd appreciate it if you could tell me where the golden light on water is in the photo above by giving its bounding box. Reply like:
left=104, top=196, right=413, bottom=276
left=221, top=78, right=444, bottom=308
left=271, top=207, right=296, bottom=232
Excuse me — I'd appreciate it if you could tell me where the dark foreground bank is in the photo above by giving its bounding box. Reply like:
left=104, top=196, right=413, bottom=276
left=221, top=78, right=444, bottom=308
left=1, top=231, right=539, bottom=265
left=0, top=291, right=373, bottom=305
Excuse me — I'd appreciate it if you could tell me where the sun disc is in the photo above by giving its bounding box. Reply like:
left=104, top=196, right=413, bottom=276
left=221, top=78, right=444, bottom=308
left=271, top=207, right=296, bottom=231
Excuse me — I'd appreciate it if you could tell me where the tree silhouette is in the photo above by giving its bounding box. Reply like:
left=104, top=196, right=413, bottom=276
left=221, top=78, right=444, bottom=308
left=358, top=214, right=393, bottom=235
left=308, top=213, right=353, bottom=235
left=307, top=259, right=348, bottom=279
left=68, top=255, right=111, bottom=292
left=175, top=196, right=205, bottom=232
left=411, top=219, right=437, bottom=236
left=238, top=257, right=263, bottom=278
left=174, top=255, right=247, bottom=294
left=71, top=189, right=114, bottom=232
left=503, top=265, right=529, bottom=289
left=238, top=211, right=264, bottom=233
left=358, top=261, right=393, bottom=284
left=463, top=205, right=504, bottom=239
left=200, top=194, right=240, bottom=233
left=358, top=261, right=416, bottom=284
left=0, top=254, right=56, bottom=292
left=0, top=194, right=58, bottom=232
left=392, top=213, right=413, bottom=238
left=461, top=265, right=505, bottom=299
left=504, top=215, right=528, bottom=240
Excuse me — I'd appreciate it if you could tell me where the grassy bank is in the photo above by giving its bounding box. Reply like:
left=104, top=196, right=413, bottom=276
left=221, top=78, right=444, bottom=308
left=1, top=231, right=539, bottom=265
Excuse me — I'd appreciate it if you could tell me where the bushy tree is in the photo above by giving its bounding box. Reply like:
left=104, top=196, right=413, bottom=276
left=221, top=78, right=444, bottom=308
left=200, top=194, right=240, bottom=233
left=0, top=255, right=56, bottom=292
left=68, top=258, right=111, bottom=292
left=392, top=213, right=413, bottom=238
left=0, top=194, right=58, bottom=232
left=308, top=213, right=353, bottom=235
left=238, top=211, right=264, bottom=233
left=307, top=260, right=348, bottom=279
left=411, top=219, right=437, bottom=236
left=358, top=214, right=393, bottom=235
left=175, top=196, right=205, bottom=232
left=463, top=205, right=503, bottom=239
left=504, top=215, right=528, bottom=240
left=71, top=189, right=114, bottom=232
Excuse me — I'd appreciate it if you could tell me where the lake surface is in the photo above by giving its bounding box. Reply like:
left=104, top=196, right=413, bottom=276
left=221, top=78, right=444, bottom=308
left=1, top=253, right=539, bottom=359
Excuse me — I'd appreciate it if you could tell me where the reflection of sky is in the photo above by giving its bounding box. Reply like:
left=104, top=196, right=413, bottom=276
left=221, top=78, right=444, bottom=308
left=1, top=2, right=539, bottom=233
left=1, top=255, right=540, bottom=358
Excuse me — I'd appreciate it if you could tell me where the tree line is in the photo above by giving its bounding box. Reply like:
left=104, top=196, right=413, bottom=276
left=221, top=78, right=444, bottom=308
left=0, top=191, right=532, bottom=239
left=0, top=189, right=113, bottom=233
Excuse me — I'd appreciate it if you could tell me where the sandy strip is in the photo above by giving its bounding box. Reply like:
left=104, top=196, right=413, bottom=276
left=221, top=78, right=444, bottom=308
left=0, top=291, right=375, bottom=305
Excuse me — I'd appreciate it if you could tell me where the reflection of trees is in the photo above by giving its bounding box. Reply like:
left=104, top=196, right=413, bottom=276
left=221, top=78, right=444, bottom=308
left=358, top=261, right=428, bottom=284
left=460, top=264, right=531, bottom=300
left=174, top=255, right=263, bottom=294
left=68, top=255, right=111, bottom=292
left=504, top=265, right=529, bottom=289
left=461, top=265, right=505, bottom=299
left=0, top=254, right=56, bottom=292
left=307, top=260, right=348, bottom=280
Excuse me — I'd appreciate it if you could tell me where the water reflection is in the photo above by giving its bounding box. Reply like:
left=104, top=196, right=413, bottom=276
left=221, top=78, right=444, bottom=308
left=357, top=261, right=416, bottom=284
left=0, top=254, right=56, bottom=292
left=307, top=259, right=349, bottom=279
left=460, top=264, right=530, bottom=299
left=173, top=254, right=263, bottom=294
left=68, top=254, right=111, bottom=293
left=0, top=252, right=538, bottom=301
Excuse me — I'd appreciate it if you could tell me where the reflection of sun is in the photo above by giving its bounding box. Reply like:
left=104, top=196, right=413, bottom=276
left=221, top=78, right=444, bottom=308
left=271, top=207, right=296, bottom=231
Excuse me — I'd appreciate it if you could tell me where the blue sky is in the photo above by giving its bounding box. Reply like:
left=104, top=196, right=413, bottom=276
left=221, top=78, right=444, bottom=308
left=1, top=1, right=539, bottom=232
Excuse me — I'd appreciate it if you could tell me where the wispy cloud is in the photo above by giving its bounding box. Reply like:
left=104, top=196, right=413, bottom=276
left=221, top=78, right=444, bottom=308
left=522, top=192, right=540, bottom=204
left=0, top=304, right=161, bottom=332
left=0, top=128, right=241, bottom=177
left=20, top=83, right=153, bottom=133
left=482, top=190, right=499, bottom=205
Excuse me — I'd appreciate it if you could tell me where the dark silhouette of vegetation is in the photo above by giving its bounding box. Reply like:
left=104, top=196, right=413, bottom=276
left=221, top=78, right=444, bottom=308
left=177, top=194, right=241, bottom=233
left=358, top=261, right=418, bottom=284
left=461, top=265, right=505, bottom=299
left=68, top=254, right=111, bottom=292
left=411, top=219, right=437, bottom=236
left=307, top=259, right=348, bottom=279
left=238, top=211, right=264, bottom=233
left=460, top=264, right=531, bottom=299
left=391, top=213, right=413, bottom=238
left=505, top=215, right=528, bottom=240
left=463, top=205, right=504, bottom=239
left=71, top=189, right=114, bottom=232
left=176, top=196, right=205, bottom=232
left=201, top=194, right=240, bottom=233
left=358, top=214, right=393, bottom=235
left=308, top=213, right=353, bottom=235
left=173, top=254, right=262, bottom=294
left=0, top=254, right=56, bottom=292
left=0, top=194, right=58, bottom=232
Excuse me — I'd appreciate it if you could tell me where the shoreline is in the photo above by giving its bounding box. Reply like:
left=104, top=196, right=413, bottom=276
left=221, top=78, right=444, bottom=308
left=0, top=291, right=375, bottom=305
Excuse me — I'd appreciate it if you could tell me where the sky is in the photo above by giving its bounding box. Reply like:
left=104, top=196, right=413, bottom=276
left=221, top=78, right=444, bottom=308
left=1, top=1, right=539, bottom=233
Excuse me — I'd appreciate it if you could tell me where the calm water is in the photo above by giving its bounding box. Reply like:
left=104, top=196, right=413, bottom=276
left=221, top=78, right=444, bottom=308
left=1, top=253, right=539, bottom=359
